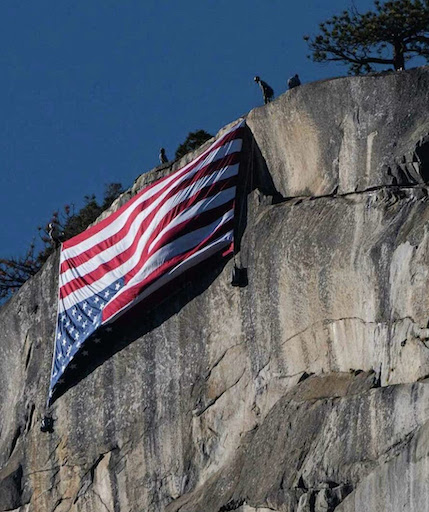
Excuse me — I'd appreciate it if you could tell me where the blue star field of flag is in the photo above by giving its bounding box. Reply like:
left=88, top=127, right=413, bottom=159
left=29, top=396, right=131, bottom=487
left=50, top=277, right=124, bottom=397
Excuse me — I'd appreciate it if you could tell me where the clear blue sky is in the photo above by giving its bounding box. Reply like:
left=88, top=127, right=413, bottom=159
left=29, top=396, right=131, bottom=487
left=1, top=0, right=380, bottom=259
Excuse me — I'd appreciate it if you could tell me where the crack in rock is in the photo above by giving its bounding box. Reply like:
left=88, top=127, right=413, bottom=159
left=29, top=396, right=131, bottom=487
left=192, top=369, right=247, bottom=417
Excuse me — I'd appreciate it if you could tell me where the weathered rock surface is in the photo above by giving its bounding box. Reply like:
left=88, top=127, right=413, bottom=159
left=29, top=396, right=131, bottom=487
left=2, top=67, right=429, bottom=511
left=247, top=66, right=429, bottom=198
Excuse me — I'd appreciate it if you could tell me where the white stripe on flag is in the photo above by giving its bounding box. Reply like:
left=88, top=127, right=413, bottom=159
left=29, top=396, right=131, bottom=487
left=148, top=186, right=236, bottom=254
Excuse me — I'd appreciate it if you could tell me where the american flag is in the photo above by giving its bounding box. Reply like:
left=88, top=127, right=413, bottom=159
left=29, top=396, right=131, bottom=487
left=49, top=119, right=245, bottom=400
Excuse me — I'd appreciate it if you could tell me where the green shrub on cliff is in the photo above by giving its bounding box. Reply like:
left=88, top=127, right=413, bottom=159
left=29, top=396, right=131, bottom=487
left=175, top=130, right=213, bottom=160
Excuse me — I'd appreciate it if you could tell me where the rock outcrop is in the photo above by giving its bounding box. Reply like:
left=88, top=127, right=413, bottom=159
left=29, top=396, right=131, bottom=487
left=2, top=67, right=429, bottom=512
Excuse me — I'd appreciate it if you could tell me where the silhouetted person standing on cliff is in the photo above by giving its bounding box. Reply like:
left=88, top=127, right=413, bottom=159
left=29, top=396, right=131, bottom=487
left=48, top=223, right=60, bottom=248
left=254, top=76, right=274, bottom=104
left=159, top=148, right=168, bottom=165
left=287, top=74, right=301, bottom=89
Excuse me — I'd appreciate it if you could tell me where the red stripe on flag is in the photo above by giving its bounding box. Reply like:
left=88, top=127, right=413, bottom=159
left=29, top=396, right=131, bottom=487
left=101, top=219, right=234, bottom=322
left=148, top=198, right=235, bottom=257
left=59, top=177, right=236, bottom=300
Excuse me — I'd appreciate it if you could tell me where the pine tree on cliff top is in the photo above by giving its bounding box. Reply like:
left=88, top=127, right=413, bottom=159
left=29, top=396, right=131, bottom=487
left=304, top=0, right=429, bottom=74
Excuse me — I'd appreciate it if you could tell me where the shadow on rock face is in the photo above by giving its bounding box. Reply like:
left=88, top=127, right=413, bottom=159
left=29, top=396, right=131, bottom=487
left=0, top=465, right=28, bottom=511
left=387, top=134, right=429, bottom=186
left=51, top=253, right=227, bottom=404
left=415, top=136, right=429, bottom=183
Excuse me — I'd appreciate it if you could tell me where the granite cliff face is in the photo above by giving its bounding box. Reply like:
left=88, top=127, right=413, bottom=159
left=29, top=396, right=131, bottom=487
left=2, top=67, right=429, bottom=512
